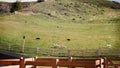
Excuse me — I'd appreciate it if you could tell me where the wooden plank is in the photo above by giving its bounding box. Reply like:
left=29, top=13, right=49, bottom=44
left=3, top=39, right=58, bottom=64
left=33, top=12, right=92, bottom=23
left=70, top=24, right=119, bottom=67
left=0, top=58, right=25, bottom=68
left=108, top=64, right=120, bottom=66
left=35, top=58, right=99, bottom=61
left=58, top=61, right=95, bottom=67
left=58, top=58, right=98, bottom=62
left=108, top=58, right=120, bottom=61
left=0, top=59, right=19, bottom=61
left=26, top=58, right=58, bottom=68
left=33, top=58, right=100, bottom=68
left=26, top=61, right=53, bottom=66
left=71, top=59, right=98, bottom=61
left=0, top=61, right=20, bottom=65
left=0, top=58, right=103, bottom=68
left=35, top=58, right=57, bottom=61
left=31, top=58, right=58, bottom=68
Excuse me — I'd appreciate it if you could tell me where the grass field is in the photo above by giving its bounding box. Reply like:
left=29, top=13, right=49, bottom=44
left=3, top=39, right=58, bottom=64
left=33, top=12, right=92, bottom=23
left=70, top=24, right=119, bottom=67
left=0, top=0, right=120, bottom=51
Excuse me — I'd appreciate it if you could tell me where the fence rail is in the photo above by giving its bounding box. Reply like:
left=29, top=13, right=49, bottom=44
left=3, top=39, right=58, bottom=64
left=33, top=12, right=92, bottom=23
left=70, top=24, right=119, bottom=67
left=0, top=58, right=25, bottom=68
left=0, top=57, right=103, bottom=68
left=104, top=58, right=120, bottom=68
left=0, top=45, right=120, bottom=57
left=1, top=57, right=120, bottom=68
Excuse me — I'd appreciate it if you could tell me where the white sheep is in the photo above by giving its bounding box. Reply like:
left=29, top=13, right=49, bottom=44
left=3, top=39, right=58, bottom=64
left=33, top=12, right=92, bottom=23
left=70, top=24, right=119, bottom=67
left=61, top=45, right=67, bottom=49
left=53, top=44, right=60, bottom=48
left=106, top=43, right=112, bottom=48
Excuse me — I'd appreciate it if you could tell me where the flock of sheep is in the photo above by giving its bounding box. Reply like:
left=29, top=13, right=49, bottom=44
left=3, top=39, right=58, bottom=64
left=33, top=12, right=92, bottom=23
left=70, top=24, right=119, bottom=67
left=53, top=43, right=67, bottom=49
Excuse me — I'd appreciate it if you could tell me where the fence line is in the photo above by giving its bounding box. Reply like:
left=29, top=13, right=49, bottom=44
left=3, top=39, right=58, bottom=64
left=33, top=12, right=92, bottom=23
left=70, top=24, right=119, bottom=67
left=0, top=57, right=103, bottom=68
left=0, top=45, right=120, bottom=57
left=1, top=57, right=120, bottom=68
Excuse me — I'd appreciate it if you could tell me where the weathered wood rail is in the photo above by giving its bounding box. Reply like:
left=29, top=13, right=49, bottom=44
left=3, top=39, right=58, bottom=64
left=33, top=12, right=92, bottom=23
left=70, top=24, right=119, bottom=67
left=104, top=58, right=120, bottom=68
left=58, top=57, right=103, bottom=68
left=0, top=57, right=120, bottom=68
left=0, top=57, right=25, bottom=68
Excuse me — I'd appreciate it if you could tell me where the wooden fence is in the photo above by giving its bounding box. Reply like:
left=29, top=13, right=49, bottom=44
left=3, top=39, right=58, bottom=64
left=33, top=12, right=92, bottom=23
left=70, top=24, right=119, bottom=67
left=1, top=57, right=120, bottom=68
left=31, top=57, right=103, bottom=68
left=104, top=58, right=120, bottom=68
left=0, top=57, right=25, bottom=68
left=0, top=57, right=103, bottom=68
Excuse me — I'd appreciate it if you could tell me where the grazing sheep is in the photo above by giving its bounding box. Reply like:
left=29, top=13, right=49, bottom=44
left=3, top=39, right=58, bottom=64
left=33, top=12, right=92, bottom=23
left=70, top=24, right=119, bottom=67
left=61, top=45, right=67, bottom=49
left=106, top=43, right=112, bottom=48
left=53, top=44, right=60, bottom=48
left=36, top=37, right=40, bottom=40
left=67, top=38, right=71, bottom=41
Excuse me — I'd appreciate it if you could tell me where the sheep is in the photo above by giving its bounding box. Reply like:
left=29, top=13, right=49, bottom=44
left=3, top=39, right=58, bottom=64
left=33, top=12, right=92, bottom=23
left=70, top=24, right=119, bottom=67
left=36, top=37, right=40, bottom=40
left=53, top=44, right=67, bottom=49
left=53, top=44, right=60, bottom=48
left=67, top=38, right=71, bottom=41
left=61, top=45, right=67, bottom=49
left=106, top=43, right=112, bottom=48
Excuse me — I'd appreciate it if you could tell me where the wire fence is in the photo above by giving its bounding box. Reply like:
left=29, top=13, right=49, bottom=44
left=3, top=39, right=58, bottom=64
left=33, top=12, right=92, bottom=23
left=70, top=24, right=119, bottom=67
left=0, top=44, right=120, bottom=57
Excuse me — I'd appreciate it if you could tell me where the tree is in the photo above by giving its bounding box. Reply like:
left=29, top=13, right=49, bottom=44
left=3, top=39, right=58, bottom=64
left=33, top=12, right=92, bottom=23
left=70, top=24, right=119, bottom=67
left=10, top=1, right=22, bottom=12
left=38, top=0, right=46, bottom=2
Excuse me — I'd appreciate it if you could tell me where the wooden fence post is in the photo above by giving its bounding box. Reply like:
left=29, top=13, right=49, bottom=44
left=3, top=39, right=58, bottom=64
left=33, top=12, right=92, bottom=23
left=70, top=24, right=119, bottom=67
left=96, top=49, right=100, bottom=56
left=82, top=50, right=86, bottom=56
left=68, top=57, right=75, bottom=68
left=36, top=47, right=39, bottom=54
left=22, top=36, right=26, bottom=53
left=52, top=59, right=59, bottom=68
left=68, top=50, right=71, bottom=58
left=22, top=45, right=25, bottom=53
left=68, top=56, right=72, bottom=61
left=99, top=58, right=104, bottom=68
left=20, top=57, right=25, bottom=68
left=8, top=44, right=11, bottom=51
left=51, top=49, right=54, bottom=56
left=118, top=49, right=120, bottom=57
left=104, top=58, right=108, bottom=68
left=32, top=56, right=38, bottom=68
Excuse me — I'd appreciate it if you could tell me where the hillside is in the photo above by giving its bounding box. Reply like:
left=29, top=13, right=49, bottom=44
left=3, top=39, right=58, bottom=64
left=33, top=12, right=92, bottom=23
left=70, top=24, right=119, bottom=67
left=0, top=0, right=120, bottom=51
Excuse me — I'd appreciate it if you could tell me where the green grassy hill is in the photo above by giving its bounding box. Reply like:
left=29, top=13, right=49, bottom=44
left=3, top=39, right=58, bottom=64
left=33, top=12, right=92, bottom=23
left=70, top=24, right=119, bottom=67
left=0, top=0, right=120, bottom=50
